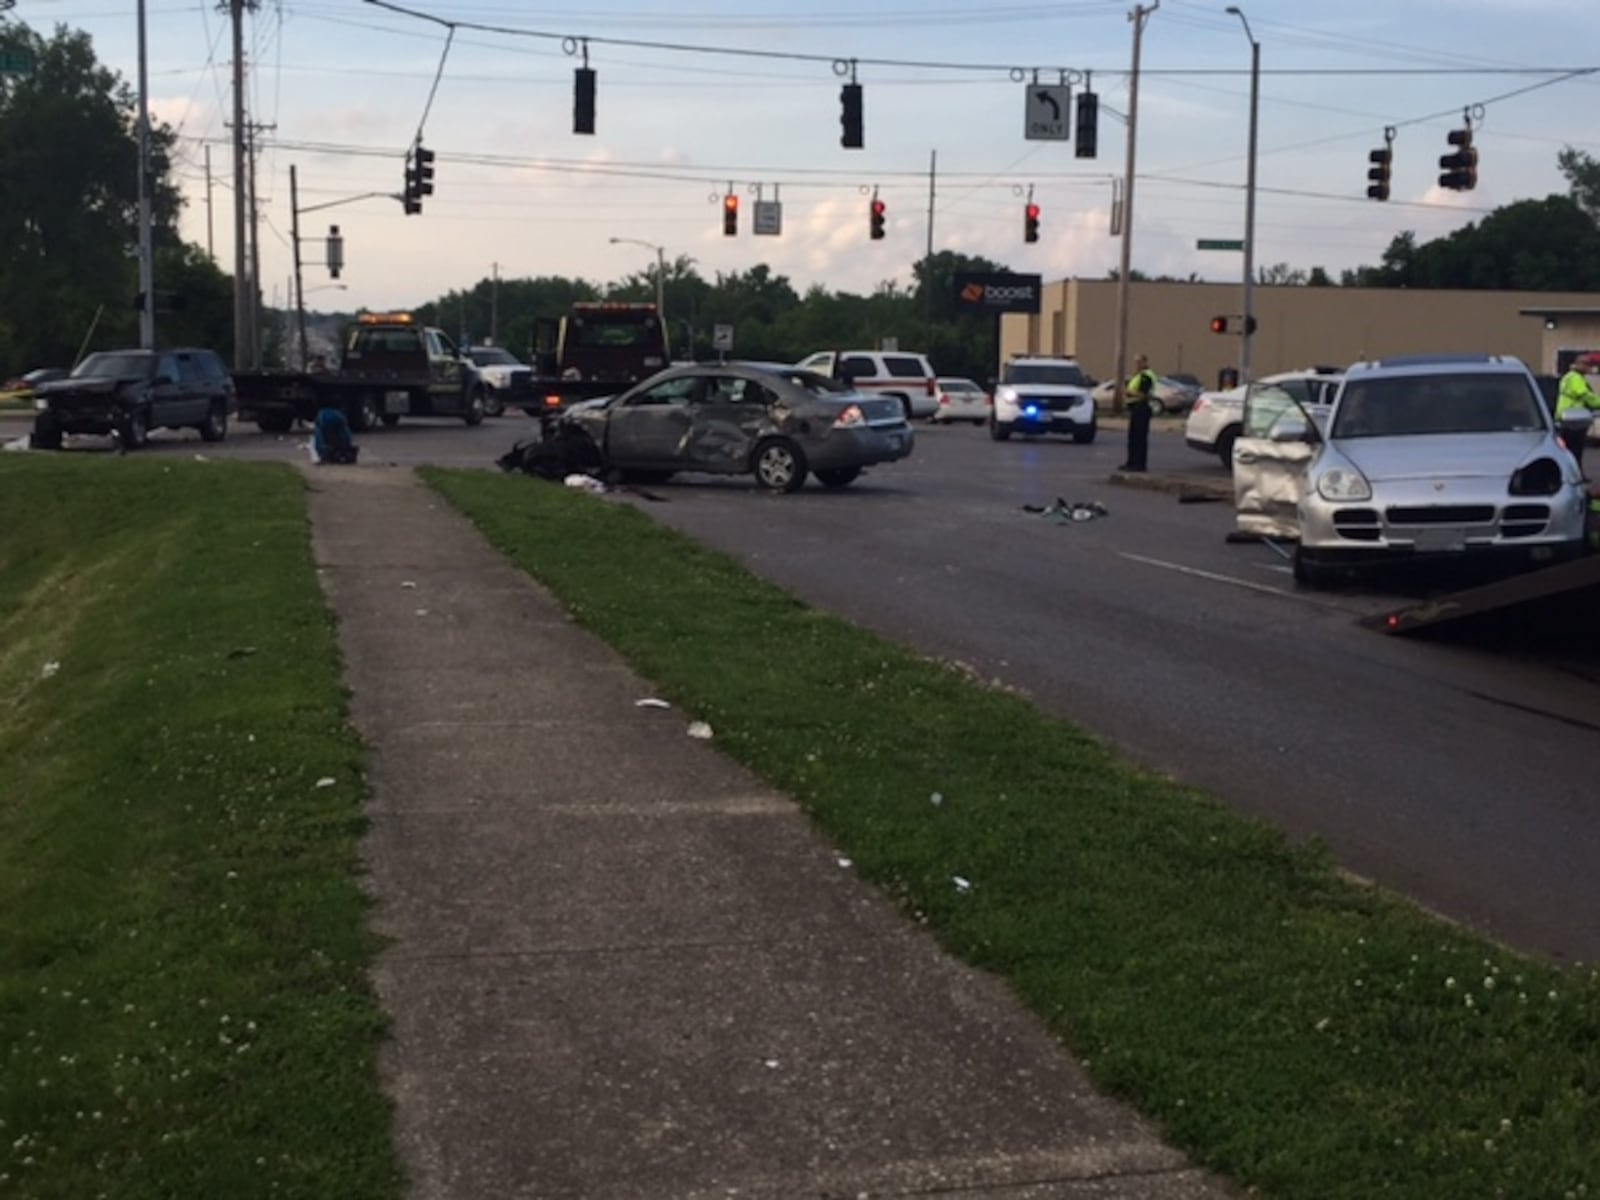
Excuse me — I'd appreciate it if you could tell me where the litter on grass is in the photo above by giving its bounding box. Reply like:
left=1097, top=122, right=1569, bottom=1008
left=564, top=473, right=607, bottom=493
left=635, top=698, right=672, bottom=710
left=315, top=777, right=336, bottom=789
left=837, top=857, right=853, bottom=869
left=930, top=791, right=944, bottom=807
left=952, top=875, right=973, bottom=893
left=686, top=721, right=714, bottom=740
left=41, top=660, right=60, bottom=679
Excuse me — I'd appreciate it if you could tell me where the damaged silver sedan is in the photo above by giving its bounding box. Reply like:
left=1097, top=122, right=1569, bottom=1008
left=560, top=363, right=914, bottom=491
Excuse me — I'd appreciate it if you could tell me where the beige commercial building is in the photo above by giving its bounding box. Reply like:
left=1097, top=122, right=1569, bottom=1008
left=999, top=280, right=1600, bottom=387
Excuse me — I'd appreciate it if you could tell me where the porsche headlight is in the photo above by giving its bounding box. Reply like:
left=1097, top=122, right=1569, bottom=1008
left=1317, top=467, right=1372, bottom=502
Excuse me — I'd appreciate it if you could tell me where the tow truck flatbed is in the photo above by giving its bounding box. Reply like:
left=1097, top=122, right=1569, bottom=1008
left=1367, top=552, right=1600, bottom=636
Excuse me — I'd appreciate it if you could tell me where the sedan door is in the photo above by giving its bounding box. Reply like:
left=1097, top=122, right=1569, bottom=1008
left=1233, top=381, right=1320, bottom=539
left=605, top=375, right=701, bottom=466
left=685, top=374, right=771, bottom=473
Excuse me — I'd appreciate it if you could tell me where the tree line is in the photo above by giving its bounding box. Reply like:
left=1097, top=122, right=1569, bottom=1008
left=5, top=17, right=1599, bottom=382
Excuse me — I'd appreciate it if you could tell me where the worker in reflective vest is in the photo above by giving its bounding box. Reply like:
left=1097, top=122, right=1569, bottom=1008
left=1555, top=355, right=1600, bottom=474
left=1119, top=354, right=1157, bottom=473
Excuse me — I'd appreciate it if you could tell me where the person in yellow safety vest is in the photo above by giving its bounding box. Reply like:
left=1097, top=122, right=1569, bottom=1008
left=1555, top=354, right=1600, bottom=475
left=1119, top=354, right=1157, bottom=473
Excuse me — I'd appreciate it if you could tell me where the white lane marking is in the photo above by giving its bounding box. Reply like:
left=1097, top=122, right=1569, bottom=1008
left=1118, top=552, right=1355, bottom=612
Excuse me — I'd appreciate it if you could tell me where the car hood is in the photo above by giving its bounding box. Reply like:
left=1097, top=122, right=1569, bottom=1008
left=1336, top=432, right=1550, bottom=481
left=37, top=377, right=127, bottom=397
left=1000, top=382, right=1090, bottom=397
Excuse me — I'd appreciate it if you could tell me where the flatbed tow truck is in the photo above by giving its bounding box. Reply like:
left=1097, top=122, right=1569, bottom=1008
left=1371, top=494, right=1600, bottom=636
left=234, top=313, right=491, bottom=433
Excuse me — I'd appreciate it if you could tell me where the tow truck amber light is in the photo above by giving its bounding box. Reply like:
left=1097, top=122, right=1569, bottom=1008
left=544, top=394, right=563, bottom=407
left=358, top=312, right=413, bottom=324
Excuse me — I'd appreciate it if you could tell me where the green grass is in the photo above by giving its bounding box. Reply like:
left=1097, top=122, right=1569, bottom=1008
left=426, top=467, right=1599, bottom=1200
left=0, top=456, right=399, bottom=1200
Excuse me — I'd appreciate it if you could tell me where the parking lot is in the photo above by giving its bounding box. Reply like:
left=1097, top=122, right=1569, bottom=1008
left=10, top=408, right=1599, bottom=962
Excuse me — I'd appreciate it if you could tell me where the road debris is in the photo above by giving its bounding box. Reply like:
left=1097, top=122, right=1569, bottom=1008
left=5, top=435, right=32, bottom=452
left=837, top=857, right=853, bottom=869
left=1021, top=498, right=1109, bottom=523
left=686, top=721, right=714, bottom=740
left=635, top=698, right=671, bottom=710
left=564, top=473, right=608, bottom=493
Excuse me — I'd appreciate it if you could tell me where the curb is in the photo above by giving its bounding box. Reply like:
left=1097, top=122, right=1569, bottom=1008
left=1107, top=470, right=1234, bottom=503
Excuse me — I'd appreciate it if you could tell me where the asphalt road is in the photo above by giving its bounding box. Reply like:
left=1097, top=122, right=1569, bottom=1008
left=11, top=410, right=1598, bottom=963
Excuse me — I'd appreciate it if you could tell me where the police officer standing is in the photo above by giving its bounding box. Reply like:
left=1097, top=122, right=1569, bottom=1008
left=1555, top=354, right=1600, bottom=475
left=1120, top=354, right=1157, bottom=473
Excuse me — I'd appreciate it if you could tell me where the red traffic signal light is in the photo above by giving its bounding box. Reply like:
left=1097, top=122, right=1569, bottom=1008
left=1024, top=203, right=1040, bottom=244
left=869, top=197, right=885, bottom=240
left=722, top=193, right=738, bottom=237
left=1210, top=316, right=1229, bottom=334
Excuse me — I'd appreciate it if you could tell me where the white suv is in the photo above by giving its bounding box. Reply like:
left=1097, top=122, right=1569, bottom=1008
left=1185, top=368, right=1342, bottom=470
left=990, top=356, right=1096, bottom=443
left=795, top=350, right=937, bottom=419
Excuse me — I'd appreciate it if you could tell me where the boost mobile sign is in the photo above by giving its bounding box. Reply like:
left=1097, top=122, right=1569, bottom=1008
left=953, top=273, right=1043, bottom=315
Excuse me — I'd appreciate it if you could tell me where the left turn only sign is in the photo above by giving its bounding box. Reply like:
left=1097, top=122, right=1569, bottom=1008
left=1024, top=84, right=1071, bottom=142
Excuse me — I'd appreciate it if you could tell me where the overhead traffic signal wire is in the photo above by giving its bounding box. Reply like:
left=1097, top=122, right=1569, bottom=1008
left=359, top=0, right=1595, bottom=81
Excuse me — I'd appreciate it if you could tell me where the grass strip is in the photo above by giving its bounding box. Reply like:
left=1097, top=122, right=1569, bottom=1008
left=0, top=456, right=398, bottom=1200
left=425, top=467, right=1599, bottom=1200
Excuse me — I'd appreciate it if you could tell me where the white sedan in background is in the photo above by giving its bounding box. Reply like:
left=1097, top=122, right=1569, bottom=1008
left=931, top=377, right=990, bottom=424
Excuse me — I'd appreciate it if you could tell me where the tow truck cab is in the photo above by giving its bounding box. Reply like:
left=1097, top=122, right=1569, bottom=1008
left=528, top=302, right=670, bottom=413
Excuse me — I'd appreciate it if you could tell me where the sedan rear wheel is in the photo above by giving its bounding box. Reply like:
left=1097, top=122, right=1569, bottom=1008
left=753, top=437, right=808, bottom=493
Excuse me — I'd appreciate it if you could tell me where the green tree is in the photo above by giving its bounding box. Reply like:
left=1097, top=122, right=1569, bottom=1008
left=1558, top=146, right=1600, bottom=225
left=0, top=21, right=197, bottom=372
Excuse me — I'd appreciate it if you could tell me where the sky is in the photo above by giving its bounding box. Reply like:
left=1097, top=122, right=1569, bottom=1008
left=12, top=0, right=1600, bottom=319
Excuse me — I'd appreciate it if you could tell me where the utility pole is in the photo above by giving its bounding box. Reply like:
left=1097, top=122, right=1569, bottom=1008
left=229, top=0, right=249, bottom=370
left=246, top=118, right=266, bottom=368
left=926, top=149, right=936, bottom=321
left=1227, top=5, right=1260, bottom=384
left=490, top=261, right=499, bottom=344
left=135, top=0, right=155, bottom=350
left=290, top=164, right=308, bottom=371
left=1111, top=1, right=1158, bottom=415
left=205, top=144, right=214, bottom=259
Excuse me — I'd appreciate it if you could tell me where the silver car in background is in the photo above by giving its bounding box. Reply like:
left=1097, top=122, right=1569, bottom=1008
left=561, top=362, right=914, bottom=492
left=1268, top=355, right=1588, bottom=585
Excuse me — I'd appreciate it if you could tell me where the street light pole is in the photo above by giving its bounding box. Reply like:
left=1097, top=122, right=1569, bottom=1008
left=134, top=0, right=155, bottom=350
left=1227, top=5, right=1259, bottom=384
left=1110, top=1, right=1158, bottom=416
left=609, top=236, right=670, bottom=359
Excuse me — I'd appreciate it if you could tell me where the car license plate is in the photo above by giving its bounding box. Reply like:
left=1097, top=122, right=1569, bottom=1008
left=385, top=390, right=410, bottom=414
left=1413, top=528, right=1465, bottom=553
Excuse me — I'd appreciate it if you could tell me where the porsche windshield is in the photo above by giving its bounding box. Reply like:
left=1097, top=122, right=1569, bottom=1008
left=1331, top=374, right=1547, bottom=439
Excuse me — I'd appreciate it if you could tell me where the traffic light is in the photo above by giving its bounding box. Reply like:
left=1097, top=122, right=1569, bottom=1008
left=869, top=197, right=885, bottom=240
left=1024, top=202, right=1040, bottom=244
left=402, top=148, right=420, bottom=215
left=574, top=67, right=596, bottom=135
left=1366, top=146, right=1392, bottom=202
left=723, top=193, right=738, bottom=237
left=413, top=145, right=434, bottom=198
left=1438, top=127, right=1477, bottom=191
left=840, top=83, right=863, bottom=149
left=326, top=224, right=344, bottom=280
left=1210, top=316, right=1229, bottom=334
left=1075, top=90, right=1099, bottom=159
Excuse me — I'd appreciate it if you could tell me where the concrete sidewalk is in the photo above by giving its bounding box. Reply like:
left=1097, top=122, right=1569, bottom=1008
left=306, top=466, right=1232, bottom=1200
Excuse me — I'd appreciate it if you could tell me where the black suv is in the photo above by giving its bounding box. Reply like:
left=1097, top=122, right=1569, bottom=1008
left=33, top=348, right=236, bottom=450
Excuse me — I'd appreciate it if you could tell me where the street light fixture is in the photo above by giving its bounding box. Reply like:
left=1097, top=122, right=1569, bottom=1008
left=1226, top=4, right=1260, bottom=384
left=608, top=236, right=670, bottom=358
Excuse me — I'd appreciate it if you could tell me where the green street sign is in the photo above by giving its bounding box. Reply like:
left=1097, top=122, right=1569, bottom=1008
left=1197, top=238, right=1245, bottom=251
left=0, top=48, right=34, bottom=76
